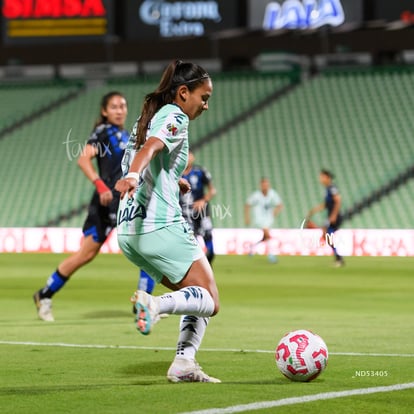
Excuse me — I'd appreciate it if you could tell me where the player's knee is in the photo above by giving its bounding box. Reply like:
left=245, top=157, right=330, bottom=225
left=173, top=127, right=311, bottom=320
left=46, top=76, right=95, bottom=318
left=211, top=300, right=220, bottom=316
left=81, top=249, right=99, bottom=265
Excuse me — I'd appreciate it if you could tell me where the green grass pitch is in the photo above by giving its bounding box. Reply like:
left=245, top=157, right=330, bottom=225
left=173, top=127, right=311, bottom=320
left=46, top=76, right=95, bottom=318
left=0, top=253, right=413, bottom=413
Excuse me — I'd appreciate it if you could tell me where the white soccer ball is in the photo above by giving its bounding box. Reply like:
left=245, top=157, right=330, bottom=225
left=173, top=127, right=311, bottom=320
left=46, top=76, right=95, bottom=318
left=275, top=329, right=328, bottom=382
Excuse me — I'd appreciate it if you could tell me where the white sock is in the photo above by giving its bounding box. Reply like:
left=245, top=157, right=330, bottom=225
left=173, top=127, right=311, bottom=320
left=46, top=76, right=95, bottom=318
left=175, top=315, right=209, bottom=360
left=158, top=286, right=214, bottom=316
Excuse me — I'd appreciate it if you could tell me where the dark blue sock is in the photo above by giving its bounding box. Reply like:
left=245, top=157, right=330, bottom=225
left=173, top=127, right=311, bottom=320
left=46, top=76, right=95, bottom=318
left=40, top=269, right=68, bottom=298
left=138, top=269, right=155, bottom=294
left=205, top=240, right=215, bottom=263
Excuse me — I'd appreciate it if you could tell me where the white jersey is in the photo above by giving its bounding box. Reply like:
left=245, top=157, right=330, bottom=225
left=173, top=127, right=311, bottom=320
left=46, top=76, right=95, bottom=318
left=117, top=104, right=189, bottom=235
left=246, top=189, right=282, bottom=228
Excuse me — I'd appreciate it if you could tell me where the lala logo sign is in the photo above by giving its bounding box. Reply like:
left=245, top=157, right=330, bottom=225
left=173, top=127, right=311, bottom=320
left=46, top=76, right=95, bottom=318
left=263, top=0, right=345, bottom=30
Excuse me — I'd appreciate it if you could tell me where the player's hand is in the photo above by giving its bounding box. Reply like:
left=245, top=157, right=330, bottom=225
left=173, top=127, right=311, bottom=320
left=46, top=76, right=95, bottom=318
left=94, top=178, right=113, bottom=206
left=115, top=178, right=138, bottom=199
left=99, top=191, right=113, bottom=206
left=178, top=178, right=191, bottom=194
left=193, top=199, right=207, bottom=212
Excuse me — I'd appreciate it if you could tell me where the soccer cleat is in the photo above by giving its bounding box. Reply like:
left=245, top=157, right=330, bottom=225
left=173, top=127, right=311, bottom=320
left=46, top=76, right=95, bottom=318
left=334, top=259, right=345, bottom=268
left=130, top=290, right=160, bottom=335
left=33, top=292, right=54, bottom=322
left=267, top=254, right=278, bottom=263
left=167, top=358, right=221, bottom=383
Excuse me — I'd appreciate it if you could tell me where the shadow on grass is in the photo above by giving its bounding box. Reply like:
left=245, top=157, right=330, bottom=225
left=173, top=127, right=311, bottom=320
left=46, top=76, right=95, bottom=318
left=0, top=383, right=135, bottom=396
left=123, top=360, right=170, bottom=377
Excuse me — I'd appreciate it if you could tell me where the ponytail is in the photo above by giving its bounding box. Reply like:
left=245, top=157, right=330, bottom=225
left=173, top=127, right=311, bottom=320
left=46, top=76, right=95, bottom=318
left=135, top=59, right=209, bottom=149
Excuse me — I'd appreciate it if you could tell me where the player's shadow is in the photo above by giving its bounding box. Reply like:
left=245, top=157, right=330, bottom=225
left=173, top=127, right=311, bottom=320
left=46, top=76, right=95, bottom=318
left=122, top=361, right=172, bottom=385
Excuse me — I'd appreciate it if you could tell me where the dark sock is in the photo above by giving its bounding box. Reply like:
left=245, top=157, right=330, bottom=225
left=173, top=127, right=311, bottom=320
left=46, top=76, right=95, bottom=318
left=38, top=269, right=68, bottom=299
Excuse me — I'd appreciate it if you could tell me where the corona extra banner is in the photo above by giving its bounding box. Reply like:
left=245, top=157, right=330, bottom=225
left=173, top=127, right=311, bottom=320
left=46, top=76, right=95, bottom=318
left=1, top=0, right=112, bottom=44
left=1, top=228, right=413, bottom=256
left=125, top=0, right=240, bottom=40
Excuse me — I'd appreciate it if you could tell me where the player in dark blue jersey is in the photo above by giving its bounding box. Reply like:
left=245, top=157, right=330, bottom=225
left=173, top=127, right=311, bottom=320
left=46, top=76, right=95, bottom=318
left=181, top=151, right=216, bottom=263
left=307, top=169, right=345, bottom=267
left=33, top=92, right=129, bottom=321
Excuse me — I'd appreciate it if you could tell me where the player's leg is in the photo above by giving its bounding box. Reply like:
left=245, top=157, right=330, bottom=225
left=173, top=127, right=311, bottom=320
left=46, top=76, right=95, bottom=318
left=201, top=216, right=215, bottom=263
left=132, top=269, right=157, bottom=315
left=33, top=235, right=102, bottom=321
left=162, top=255, right=219, bottom=382
left=326, top=224, right=344, bottom=267
left=33, top=196, right=110, bottom=321
left=138, top=269, right=156, bottom=294
left=120, top=224, right=220, bottom=382
left=262, top=227, right=278, bottom=263
left=166, top=314, right=220, bottom=383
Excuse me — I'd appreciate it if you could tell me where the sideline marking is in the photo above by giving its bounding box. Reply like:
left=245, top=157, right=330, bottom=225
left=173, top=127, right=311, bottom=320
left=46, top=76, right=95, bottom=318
left=178, top=383, right=414, bottom=414
left=0, top=341, right=413, bottom=358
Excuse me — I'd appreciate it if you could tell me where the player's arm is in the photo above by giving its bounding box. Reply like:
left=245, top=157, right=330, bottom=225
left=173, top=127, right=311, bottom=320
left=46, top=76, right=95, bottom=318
left=244, top=203, right=251, bottom=226
left=178, top=177, right=191, bottom=194
left=204, top=182, right=216, bottom=203
left=329, top=193, right=341, bottom=225
left=306, top=202, right=325, bottom=219
left=273, top=203, right=283, bottom=217
left=78, top=143, right=113, bottom=207
left=193, top=181, right=216, bottom=212
left=115, top=137, right=165, bottom=199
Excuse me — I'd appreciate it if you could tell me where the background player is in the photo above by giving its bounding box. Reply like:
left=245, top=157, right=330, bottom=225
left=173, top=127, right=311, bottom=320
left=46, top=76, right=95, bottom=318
left=306, top=169, right=345, bottom=267
left=33, top=92, right=129, bottom=321
left=244, top=177, right=283, bottom=262
left=181, top=151, right=216, bottom=263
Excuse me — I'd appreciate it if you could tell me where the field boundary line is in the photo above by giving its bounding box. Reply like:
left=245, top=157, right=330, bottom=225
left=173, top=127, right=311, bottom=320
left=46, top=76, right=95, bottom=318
left=0, top=341, right=413, bottom=358
left=178, top=382, right=414, bottom=414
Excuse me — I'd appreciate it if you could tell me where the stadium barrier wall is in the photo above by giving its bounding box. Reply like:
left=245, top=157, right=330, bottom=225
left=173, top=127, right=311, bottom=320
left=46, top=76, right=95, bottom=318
left=0, top=228, right=413, bottom=256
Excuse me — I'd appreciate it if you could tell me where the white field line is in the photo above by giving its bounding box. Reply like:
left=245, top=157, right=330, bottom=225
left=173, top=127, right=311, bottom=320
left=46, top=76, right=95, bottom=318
left=178, top=383, right=414, bottom=414
left=0, top=341, right=413, bottom=358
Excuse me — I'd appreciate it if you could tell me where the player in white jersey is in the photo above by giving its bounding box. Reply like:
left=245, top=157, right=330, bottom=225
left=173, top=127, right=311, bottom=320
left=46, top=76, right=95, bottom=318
left=115, top=60, right=220, bottom=383
left=244, top=177, right=283, bottom=262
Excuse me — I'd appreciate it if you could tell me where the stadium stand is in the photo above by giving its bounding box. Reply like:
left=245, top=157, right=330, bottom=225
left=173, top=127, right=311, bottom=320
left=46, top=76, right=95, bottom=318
left=0, top=67, right=413, bottom=229
left=0, top=81, right=82, bottom=134
left=0, top=72, right=293, bottom=227
left=109, top=72, right=293, bottom=145
left=195, top=67, right=414, bottom=229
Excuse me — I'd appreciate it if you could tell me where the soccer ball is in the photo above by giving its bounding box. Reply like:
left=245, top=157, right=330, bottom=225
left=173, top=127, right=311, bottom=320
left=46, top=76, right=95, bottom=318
left=275, top=329, right=328, bottom=382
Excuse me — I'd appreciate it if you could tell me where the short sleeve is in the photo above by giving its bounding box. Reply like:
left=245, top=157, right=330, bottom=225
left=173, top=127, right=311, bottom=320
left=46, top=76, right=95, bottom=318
left=87, top=124, right=106, bottom=146
left=148, top=106, right=188, bottom=153
left=246, top=192, right=257, bottom=206
left=271, top=190, right=282, bottom=206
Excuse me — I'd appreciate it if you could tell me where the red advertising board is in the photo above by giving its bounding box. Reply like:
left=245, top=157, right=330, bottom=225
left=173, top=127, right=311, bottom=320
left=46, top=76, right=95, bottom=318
left=1, top=0, right=112, bottom=43
left=2, top=228, right=413, bottom=256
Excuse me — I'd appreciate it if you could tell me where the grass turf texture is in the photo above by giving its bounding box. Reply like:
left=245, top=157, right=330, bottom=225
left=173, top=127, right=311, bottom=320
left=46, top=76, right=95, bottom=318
left=0, top=253, right=413, bottom=414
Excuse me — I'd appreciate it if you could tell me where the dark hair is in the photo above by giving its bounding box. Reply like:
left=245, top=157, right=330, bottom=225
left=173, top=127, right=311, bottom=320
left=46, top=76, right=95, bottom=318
left=321, top=169, right=334, bottom=179
left=94, top=91, right=126, bottom=127
left=135, top=59, right=210, bottom=149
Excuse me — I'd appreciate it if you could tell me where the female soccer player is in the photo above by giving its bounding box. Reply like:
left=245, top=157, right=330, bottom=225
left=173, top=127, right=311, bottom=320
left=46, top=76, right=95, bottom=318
left=33, top=91, right=129, bottom=321
left=244, top=177, right=283, bottom=262
left=115, top=60, right=220, bottom=383
left=307, top=169, right=345, bottom=267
